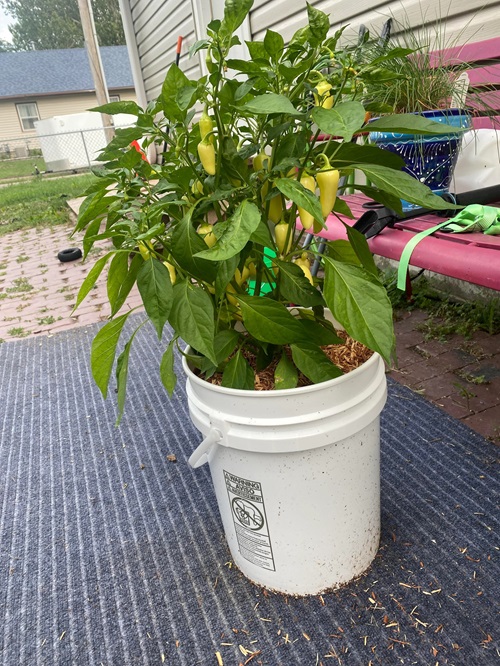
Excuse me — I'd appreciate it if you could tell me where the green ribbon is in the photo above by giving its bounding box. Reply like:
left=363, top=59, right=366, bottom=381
left=397, top=204, right=500, bottom=291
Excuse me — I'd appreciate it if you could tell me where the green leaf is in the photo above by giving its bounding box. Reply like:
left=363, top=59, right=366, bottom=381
left=214, top=329, right=240, bottom=364
left=195, top=200, right=261, bottom=261
left=345, top=225, right=379, bottom=277
left=274, top=352, right=298, bottom=389
left=215, top=255, right=240, bottom=299
left=82, top=217, right=104, bottom=259
left=75, top=192, right=117, bottom=232
left=332, top=197, right=354, bottom=218
left=243, top=93, right=303, bottom=117
left=367, top=113, right=468, bottom=135
left=327, top=239, right=362, bottom=266
left=107, top=252, right=129, bottom=312
left=111, top=253, right=143, bottom=316
left=290, top=342, right=343, bottom=383
left=137, top=258, right=173, bottom=339
left=311, top=101, right=366, bottom=142
left=275, top=177, right=323, bottom=228
left=169, top=281, right=217, bottom=365
left=355, top=184, right=404, bottom=214
left=115, top=323, right=145, bottom=424
left=307, top=3, right=330, bottom=43
left=276, top=259, right=324, bottom=306
left=245, top=40, right=268, bottom=61
left=160, top=64, right=195, bottom=121
left=297, top=318, right=343, bottom=346
left=264, top=29, right=284, bottom=57
left=225, top=59, right=263, bottom=75
left=355, top=164, right=461, bottom=210
left=171, top=213, right=218, bottom=282
left=91, top=312, right=132, bottom=399
left=89, top=101, right=142, bottom=116
left=323, top=257, right=395, bottom=363
left=160, top=338, right=178, bottom=396
left=220, top=0, right=253, bottom=41
left=249, top=219, right=273, bottom=246
left=72, top=252, right=112, bottom=312
left=106, top=126, right=144, bottom=149
left=274, top=132, right=307, bottom=165
left=327, top=141, right=405, bottom=170
left=221, top=350, right=254, bottom=389
left=235, top=295, right=308, bottom=344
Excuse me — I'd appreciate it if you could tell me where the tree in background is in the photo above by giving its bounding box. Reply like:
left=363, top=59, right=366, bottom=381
left=1, top=0, right=125, bottom=50
left=0, top=38, right=15, bottom=51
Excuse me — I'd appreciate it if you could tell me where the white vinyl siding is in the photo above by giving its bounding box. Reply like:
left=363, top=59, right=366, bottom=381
left=130, top=0, right=201, bottom=102
left=123, top=0, right=500, bottom=104
left=250, top=0, right=500, bottom=48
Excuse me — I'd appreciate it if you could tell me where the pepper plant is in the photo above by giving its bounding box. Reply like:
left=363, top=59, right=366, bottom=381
left=74, top=0, right=460, bottom=419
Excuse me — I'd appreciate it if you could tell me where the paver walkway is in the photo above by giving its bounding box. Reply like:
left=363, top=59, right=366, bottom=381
left=0, top=222, right=142, bottom=340
left=0, top=205, right=498, bottom=444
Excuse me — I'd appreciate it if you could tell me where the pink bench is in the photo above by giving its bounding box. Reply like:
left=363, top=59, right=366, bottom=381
left=308, top=194, right=500, bottom=291
left=435, top=36, right=500, bottom=129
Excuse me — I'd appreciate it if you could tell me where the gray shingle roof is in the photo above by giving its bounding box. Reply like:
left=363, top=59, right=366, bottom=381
left=0, top=45, right=133, bottom=98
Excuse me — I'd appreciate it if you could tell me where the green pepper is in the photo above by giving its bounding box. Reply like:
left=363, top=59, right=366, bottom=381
left=297, top=173, right=316, bottom=230
left=197, top=139, right=216, bottom=175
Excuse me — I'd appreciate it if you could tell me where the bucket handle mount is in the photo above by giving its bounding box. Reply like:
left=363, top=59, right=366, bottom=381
left=189, top=427, right=223, bottom=469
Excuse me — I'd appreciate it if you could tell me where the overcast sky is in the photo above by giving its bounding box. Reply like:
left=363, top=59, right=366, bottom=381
left=0, top=6, right=13, bottom=42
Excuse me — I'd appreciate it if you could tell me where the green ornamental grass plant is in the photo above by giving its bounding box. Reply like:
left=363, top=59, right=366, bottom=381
left=73, top=0, right=461, bottom=420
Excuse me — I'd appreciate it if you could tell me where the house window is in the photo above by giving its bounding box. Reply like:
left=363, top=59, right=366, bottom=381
left=16, top=102, right=40, bottom=131
left=109, top=94, right=120, bottom=103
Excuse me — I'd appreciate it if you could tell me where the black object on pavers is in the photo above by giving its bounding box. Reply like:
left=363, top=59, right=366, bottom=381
left=58, top=247, right=82, bottom=262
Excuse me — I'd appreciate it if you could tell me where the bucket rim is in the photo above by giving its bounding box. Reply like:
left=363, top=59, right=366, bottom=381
left=182, top=346, right=381, bottom=398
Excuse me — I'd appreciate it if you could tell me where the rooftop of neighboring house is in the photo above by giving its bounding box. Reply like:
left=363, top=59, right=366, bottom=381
left=0, top=45, right=133, bottom=99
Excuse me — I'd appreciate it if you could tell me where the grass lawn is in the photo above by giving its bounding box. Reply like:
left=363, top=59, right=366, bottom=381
left=0, top=173, right=96, bottom=236
left=0, top=157, right=47, bottom=181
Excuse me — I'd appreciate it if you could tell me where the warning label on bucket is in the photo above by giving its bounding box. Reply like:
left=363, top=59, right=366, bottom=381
left=224, top=471, right=275, bottom=571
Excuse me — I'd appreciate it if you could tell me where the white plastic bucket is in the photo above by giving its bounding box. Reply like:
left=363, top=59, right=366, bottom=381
left=183, top=349, right=387, bottom=596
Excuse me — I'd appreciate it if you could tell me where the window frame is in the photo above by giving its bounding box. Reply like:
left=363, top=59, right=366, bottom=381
left=16, top=101, right=40, bottom=132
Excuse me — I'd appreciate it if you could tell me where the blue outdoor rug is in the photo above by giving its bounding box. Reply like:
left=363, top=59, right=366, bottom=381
left=0, top=317, right=498, bottom=665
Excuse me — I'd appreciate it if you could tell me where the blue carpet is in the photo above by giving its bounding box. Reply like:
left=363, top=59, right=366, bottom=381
left=0, top=317, right=498, bottom=665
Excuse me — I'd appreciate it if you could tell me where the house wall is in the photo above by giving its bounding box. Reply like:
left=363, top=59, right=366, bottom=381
left=0, top=89, right=137, bottom=144
left=123, top=0, right=500, bottom=103
left=128, top=0, right=201, bottom=102
left=249, top=0, right=500, bottom=45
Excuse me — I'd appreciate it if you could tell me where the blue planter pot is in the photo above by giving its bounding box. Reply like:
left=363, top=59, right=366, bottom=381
left=370, top=109, right=472, bottom=211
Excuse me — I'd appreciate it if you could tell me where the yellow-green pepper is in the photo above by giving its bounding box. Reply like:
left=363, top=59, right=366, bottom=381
left=198, top=139, right=216, bottom=175
left=297, top=173, right=316, bottom=230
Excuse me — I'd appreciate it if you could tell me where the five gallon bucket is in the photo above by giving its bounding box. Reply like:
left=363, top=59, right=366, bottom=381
left=183, top=351, right=387, bottom=596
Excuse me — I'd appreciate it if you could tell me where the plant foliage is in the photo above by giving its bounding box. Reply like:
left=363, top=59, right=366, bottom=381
left=74, top=0, right=462, bottom=419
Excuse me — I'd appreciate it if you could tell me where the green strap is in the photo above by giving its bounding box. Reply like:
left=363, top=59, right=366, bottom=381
left=397, top=220, right=453, bottom=291
left=397, top=204, right=500, bottom=291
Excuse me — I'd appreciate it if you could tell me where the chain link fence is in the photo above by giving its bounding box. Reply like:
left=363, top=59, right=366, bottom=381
left=0, top=126, right=127, bottom=177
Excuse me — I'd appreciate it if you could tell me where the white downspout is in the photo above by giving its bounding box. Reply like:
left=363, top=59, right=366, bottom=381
left=117, top=0, right=148, bottom=109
